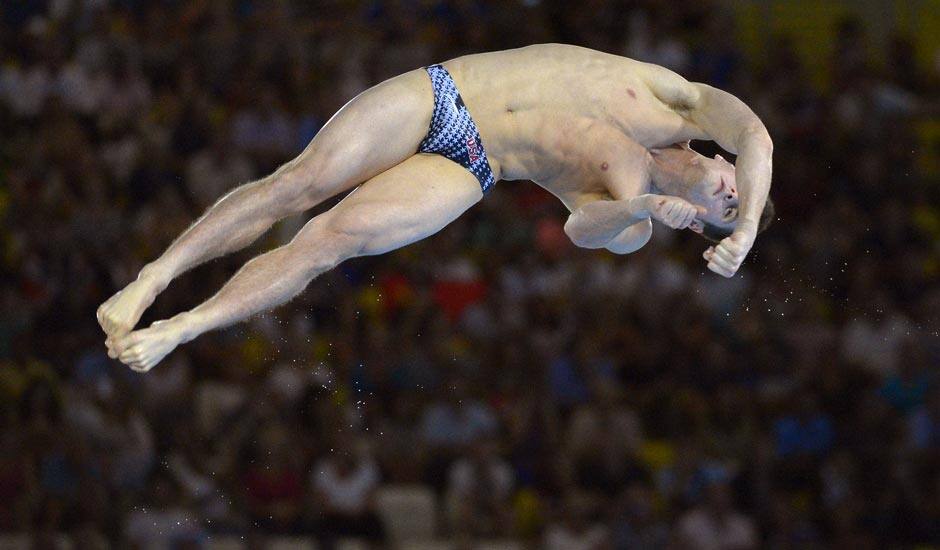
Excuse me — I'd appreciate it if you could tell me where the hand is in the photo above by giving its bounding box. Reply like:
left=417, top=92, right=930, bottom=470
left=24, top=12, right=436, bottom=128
left=647, top=196, right=706, bottom=230
left=703, top=222, right=756, bottom=278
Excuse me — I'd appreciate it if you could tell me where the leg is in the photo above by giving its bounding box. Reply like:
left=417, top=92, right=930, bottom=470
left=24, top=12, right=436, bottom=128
left=97, top=69, right=435, bottom=340
left=111, top=154, right=483, bottom=371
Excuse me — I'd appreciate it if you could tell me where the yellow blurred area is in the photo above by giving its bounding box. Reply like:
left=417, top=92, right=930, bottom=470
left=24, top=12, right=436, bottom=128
left=733, top=0, right=940, bottom=175
left=732, top=0, right=939, bottom=89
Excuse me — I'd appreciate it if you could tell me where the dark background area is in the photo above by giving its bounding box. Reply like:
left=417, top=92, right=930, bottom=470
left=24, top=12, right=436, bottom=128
left=1, top=0, right=939, bottom=548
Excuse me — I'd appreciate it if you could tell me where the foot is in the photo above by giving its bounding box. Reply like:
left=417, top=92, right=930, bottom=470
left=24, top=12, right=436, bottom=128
left=97, top=269, right=168, bottom=340
left=110, top=317, right=189, bottom=372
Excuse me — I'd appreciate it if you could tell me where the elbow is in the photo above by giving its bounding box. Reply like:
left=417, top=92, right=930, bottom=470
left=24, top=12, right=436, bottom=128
left=743, top=125, right=773, bottom=155
left=563, top=215, right=604, bottom=249
left=605, top=219, right=652, bottom=254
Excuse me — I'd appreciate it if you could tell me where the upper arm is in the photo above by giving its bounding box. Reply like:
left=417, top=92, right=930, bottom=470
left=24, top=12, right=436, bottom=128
left=685, top=82, right=771, bottom=153
left=642, top=63, right=769, bottom=152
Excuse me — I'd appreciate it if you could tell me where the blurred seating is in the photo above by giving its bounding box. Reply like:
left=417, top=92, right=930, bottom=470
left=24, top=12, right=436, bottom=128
left=267, top=537, right=319, bottom=550
left=0, top=534, right=30, bottom=550
left=375, top=485, right=439, bottom=543
left=206, top=535, right=247, bottom=550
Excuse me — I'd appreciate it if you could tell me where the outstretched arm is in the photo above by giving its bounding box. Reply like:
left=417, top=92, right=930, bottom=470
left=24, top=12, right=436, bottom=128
left=688, top=83, right=773, bottom=277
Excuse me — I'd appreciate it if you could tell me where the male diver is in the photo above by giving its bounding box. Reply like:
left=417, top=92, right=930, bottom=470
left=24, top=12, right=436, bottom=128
left=98, top=44, right=774, bottom=371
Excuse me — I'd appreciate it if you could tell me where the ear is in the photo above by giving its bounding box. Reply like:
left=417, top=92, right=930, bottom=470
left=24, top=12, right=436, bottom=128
left=689, top=219, right=704, bottom=234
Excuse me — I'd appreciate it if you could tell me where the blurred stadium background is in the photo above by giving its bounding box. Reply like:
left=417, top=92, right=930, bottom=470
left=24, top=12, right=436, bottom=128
left=1, top=0, right=939, bottom=548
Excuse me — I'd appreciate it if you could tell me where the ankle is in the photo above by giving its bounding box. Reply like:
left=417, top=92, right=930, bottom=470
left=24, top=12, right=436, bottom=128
left=170, top=312, right=203, bottom=344
left=139, top=263, right=173, bottom=292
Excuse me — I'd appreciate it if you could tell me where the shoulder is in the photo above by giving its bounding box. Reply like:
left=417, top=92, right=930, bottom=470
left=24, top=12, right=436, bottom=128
left=635, top=63, right=701, bottom=110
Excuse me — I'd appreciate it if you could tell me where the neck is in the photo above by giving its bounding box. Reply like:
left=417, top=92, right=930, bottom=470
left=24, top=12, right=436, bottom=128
left=648, top=146, right=694, bottom=196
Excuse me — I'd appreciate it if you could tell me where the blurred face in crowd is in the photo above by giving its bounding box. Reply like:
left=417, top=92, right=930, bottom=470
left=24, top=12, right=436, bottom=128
left=651, top=145, right=740, bottom=234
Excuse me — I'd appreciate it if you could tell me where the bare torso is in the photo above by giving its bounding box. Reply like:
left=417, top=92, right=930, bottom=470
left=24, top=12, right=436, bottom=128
left=441, top=44, right=710, bottom=208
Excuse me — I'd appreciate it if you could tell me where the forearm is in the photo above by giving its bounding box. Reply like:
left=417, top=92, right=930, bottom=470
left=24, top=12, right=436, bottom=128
left=172, top=245, right=312, bottom=343
left=689, top=84, right=772, bottom=232
left=564, top=194, right=651, bottom=248
left=732, top=130, right=773, bottom=230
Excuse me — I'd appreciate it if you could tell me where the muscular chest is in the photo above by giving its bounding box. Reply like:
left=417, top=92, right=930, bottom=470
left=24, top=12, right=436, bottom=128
left=535, top=120, right=653, bottom=206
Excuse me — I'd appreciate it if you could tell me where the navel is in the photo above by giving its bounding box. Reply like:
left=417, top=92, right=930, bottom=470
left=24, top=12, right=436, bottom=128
left=601, top=162, right=609, bottom=171
left=627, top=88, right=637, bottom=99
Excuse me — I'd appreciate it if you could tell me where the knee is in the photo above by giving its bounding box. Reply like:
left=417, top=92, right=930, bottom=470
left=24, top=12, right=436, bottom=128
left=290, top=216, right=367, bottom=274
left=267, top=165, right=322, bottom=215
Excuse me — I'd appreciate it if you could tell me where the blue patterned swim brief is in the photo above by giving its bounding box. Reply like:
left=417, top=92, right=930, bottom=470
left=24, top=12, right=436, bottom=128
left=418, top=64, right=496, bottom=194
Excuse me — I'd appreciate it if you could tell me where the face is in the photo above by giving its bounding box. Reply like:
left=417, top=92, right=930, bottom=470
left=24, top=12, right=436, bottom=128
left=685, top=155, right=738, bottom=233
left=675, top=153, right=740, bottom=234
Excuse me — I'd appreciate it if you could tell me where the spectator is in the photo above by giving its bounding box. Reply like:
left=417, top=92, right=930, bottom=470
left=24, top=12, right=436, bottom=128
left=310, top=439, right=384, bottom=544
left=1, top=2, right=938, bottom=547
left=674, top=482, right=758, bottom=550
left=543, top=492, right=612, bottom=550
left=445, top=436, right=515, bottom=537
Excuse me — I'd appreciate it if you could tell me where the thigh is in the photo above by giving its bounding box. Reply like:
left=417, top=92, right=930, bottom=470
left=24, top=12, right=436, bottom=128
left=322, top=154, right=484, bottom=256
left=287, top=69, right=436, bottom=201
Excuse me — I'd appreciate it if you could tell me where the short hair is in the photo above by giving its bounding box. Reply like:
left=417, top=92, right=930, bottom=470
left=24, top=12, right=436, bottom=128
left=701, top=197, right=775, bottom=243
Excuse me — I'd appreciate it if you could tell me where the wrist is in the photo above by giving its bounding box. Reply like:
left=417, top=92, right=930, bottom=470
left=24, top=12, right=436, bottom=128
left=631, top=194, right=654, bottom=217
left=735, top=218, right=758, bottom=234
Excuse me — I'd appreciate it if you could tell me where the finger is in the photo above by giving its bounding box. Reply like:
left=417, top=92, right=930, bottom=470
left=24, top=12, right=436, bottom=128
left=681, top=207, right=696, bottom=229
left=713, top=245, right=738, bottom=264
left=707, top=249, right=736, bottom=272
left=695, top=206, right=707, bottom=217
left=707, top=261, right=734, bottom=278
left=719, top=238, right=744, bottom=256
left=717, top=240, right=743, bottom=260
left=703, top=248, right=714, bottom=261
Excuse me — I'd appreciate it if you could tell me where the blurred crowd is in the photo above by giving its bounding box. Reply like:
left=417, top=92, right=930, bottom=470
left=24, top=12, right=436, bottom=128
left=2, top=0, right=939, bottom=548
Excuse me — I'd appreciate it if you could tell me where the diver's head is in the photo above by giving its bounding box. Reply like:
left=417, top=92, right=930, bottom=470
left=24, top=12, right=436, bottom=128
left=650, top=144, right=774, bottom=241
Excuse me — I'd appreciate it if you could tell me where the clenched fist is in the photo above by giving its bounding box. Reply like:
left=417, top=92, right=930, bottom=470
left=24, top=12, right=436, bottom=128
left=647, top=195, right=706, bottom=230
left=703, top=221, right=757, bottom=278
